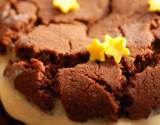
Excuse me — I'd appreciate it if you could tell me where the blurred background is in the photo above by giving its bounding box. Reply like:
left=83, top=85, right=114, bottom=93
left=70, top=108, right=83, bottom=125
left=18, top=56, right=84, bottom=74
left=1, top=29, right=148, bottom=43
left=0, top=0, right=5, bottom=6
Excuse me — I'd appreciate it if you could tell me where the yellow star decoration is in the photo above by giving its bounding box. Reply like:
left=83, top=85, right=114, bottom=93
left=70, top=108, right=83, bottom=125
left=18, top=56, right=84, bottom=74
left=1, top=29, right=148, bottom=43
left=53, top=0, right=79, bottom=13
left=86, top=39, right=107, bottom=62
left=102, top=35, right=122, bottom=47
left=148, top=0, right=160, bottom=12
left=104, top=36, right=130, bottom=64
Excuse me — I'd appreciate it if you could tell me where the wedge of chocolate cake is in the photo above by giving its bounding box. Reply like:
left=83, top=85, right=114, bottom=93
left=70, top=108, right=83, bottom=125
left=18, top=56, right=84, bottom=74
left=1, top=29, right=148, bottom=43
left=1, top=0, right=160, bottom=125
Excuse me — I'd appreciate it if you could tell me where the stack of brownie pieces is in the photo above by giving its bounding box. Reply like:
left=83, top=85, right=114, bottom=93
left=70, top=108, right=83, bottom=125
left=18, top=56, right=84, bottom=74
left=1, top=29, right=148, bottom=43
left=1, top=0, right=160, bottom=124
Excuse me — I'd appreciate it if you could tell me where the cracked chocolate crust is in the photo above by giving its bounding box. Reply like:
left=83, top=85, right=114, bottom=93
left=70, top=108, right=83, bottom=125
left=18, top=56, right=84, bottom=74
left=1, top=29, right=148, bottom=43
left=2, top=0, right=160, bottom=124
left=123, top=64, right=160, bottom=120
left=54, top=59, right=126, bottom=122
left=15, top=23, right=93, bottom=75
left=27, top=0, right=110, bottom=25
left=4, top=59, right=55, bottom=112
left=5, top=55, right=160, bottom=122
left=4, top=36, right=160, bottom=122
left=0, top=0, right=110, bottom=54
left=5, top=58, right=126, bottom=122
left=88, top=10, right=160, bottom=74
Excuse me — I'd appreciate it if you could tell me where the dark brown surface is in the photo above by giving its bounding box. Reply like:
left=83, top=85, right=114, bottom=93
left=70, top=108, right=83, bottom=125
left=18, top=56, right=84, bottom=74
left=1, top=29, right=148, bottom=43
left=4, top=59, right=55, bottom=112
left=89, top=10, right=159, bottom=74
left=15, top=23, right=93, bottom=75
left=2, top=0, right=160, bottom=124
left=121, top=21, right=154, bottom=74
left=54, top=59, right=126, bottom=122
left=123, top=64, right=160, bottom=120
left=27, top=0, right=110, bottom=25
left=0, top=0, right=110, bottom=54
left=111, top=0, right=149, bottom=15
left=88, top=14, right=123, bottom=42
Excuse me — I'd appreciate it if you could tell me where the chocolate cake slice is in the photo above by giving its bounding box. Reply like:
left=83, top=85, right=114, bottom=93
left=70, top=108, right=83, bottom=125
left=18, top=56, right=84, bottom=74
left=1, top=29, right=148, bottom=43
left=4, top=58, right=127, bottom=123
left=54, top=59, right=127, bottom=122
left=1, top=0, right=160, bottom=124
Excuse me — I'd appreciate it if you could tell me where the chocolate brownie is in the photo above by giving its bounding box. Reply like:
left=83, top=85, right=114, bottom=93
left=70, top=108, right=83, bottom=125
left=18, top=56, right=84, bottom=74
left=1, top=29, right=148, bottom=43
left=111, top=0, right=149, bottom=15
left=27, top=0, right=110, bottom=24
left=0, top=0, right=111, bottom=54
left=15, top=23, right=93, bottom=75
left=89, top=4, right=160, bottom=74
left=53, top=59, right=127, bottom=122
left=0, top=0, right=37, bottom=53
left=2, top=0, right=160, bottom=124
left=4, top=59, right=55, bottom=112
left=123, top=64, right=160, bottom=120
left=5, top=58, right=126, bottom=122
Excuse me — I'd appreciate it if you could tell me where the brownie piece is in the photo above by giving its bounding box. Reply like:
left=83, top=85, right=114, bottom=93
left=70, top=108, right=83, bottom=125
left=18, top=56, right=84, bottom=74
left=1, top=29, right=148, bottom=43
left=0, top=0, right=37, bottom=53
left=54, top=59, right=127, bottom=122
left=123, top=64, right=160, bottom=120
left=15, top=23, right=93, bottom=75
left=88, top=13, right=141, bottom=42
left=27, top=0, right=110, bottom=24
left=2, top=0, right=160, bottom=124
left=89, top=9, right=160, bottom=74
left=111, top=0, right=148, bottom=15
left=4, top=59, right=55, bottom=112
left=0, top=101, right=24, bottom=125
left=121, top=21, right=154, bottom=73
left=88, top=14, right=123, bottom=42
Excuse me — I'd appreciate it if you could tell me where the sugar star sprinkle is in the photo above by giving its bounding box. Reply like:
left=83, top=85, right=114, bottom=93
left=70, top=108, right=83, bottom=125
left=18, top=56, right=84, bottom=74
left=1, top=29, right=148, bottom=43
left=148, top=0, right=160, bottom=12
left=102, top=35, right=122, bottom=47
left=86, top=39, right=107, bottom=62
left=104, top=36, right=130, bottom=64
left=53, top=0, right=79, bottom=13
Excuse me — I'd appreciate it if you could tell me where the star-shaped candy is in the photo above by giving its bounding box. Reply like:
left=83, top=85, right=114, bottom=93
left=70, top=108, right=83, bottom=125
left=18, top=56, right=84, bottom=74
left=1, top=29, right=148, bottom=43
left=148, top=0, right=160, bottom=12
left=102, top=35, right=122, bottom=47
left=102, top=35, right=112, bottom=47
left=104, top=36, right=130, bottom=64
left=53, top=0, right=79, bottom=13
left=86, top=39, right=107, bottom=62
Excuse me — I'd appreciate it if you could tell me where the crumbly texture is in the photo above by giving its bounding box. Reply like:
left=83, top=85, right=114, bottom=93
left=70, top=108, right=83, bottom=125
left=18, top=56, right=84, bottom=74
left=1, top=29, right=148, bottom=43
left=2, top=0, right=160, bottom=124
left=4, top=59, right=55, bottom=112
left=123, top=64, right=160, bottom=119
left=88, top=3, right=160, bottom=74
left=54, top=59, right=126, bottom=122
left=0, top=0, right=110, bottom=53
left=15, top=23, right=93, bottom=75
